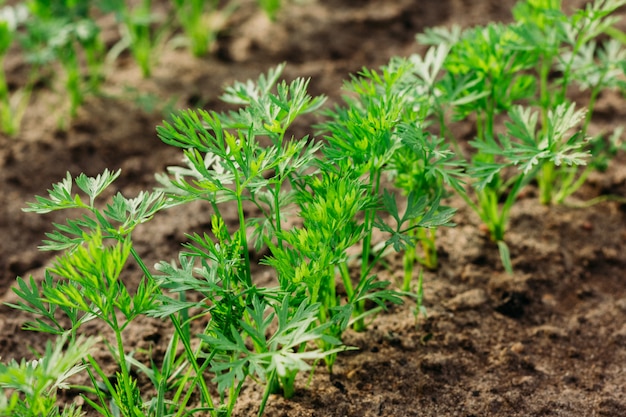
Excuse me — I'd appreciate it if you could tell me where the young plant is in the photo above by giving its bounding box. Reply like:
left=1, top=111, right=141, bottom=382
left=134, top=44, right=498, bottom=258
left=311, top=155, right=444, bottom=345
left=510, top=0, right=626, bottom=204
left=419, top=23, right=538, bottom=266
left=265, top=167, right=401, bottom=363
left=153, top=64, right=348, bottom=407
left=322, top=57, right=454, bottom=296
left=433, top=31, right=587, bottom=272
left=101, top=0, right=169, bottom=78
left=409, top=0, right=626, bottom=272
left=381, top=50, right=465, bottom=278
left=0, top=4, right=30, bottom=135
left=390, top=123, right=461, bottom=282
left=0, top=333, right=98, bottom=417
left=171, top=0, right=236, bottom=57
left=14, top=168, right=251, bottom=416
left=463, top=102, right=588, bottom=272
left=257, top=0, right=282, bottom=20
left=11, top=169, right=174, bottom=415
left=23, top=0, right=104, bottom=119
left=171, top=0, right=283, bottom=57
left=8, top=63, right=348, bottom=416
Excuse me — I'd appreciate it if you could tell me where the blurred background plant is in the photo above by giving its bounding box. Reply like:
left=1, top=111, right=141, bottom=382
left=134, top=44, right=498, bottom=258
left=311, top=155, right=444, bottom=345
left=0, top=3, right=30, bottom=135
left=0, top=0, right=288, bottom=134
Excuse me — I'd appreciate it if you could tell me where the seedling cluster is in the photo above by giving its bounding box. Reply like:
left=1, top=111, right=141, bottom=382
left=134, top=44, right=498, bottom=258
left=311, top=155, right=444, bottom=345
left=3, top=0, right=626, bottom=416
left=0, top=0, right=282, bottom=134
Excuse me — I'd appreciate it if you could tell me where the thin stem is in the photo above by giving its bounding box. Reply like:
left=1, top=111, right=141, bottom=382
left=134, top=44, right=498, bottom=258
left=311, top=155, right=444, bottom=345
left=225, top=376, right=245, bottom=417
left=539, top=55, right=552, bottom=123
left=555, top=165, right=591, bottom=204
left=129, top=248, right=215, bottom=412
left=171, top=314, right=215, bottom=412
left=0, top=62, right=15, bottom=135
left=402, top=242, right=416, bottom=292
left=476, top=111, right=484, bottom=142
left=112, top=321, right=136, bottom=413
left=355, top=167, right=381, bottom=331
left=273, top=181, right=283, bottom=251
left=63, top=52, right=82, bottom=118
left=258, top=369, right=277, bottom=417
left=539, top=161, right=555, bottom=205
left=419, top=228, right=438, bottom=270
left=583, top=85, right=601, bottom=136
left=339, top=262, right=354, bottom=301
left=360, top=168, right=382, bottom=280
left=485, top=94, right=495, bottom=143
left=234, top=169, right=253, bottom=287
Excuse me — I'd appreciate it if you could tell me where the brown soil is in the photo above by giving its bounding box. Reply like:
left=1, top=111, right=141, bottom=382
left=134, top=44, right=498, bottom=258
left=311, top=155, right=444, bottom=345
left=2, top=0, right=626, bottom=416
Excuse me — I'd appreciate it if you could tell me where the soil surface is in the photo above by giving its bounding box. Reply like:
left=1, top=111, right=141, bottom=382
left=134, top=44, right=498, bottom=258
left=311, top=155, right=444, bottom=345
left=2, top=0, right=626, bottom=416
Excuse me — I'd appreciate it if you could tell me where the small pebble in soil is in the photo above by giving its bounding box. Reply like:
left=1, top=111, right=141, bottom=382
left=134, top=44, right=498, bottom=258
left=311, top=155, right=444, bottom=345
left=512, top=375, right=534, bottom=386
left=346, top=368, right=359, bottom=379
left=541, top=293, right=557, bottom=307
left=445, top=288, right=488, bottom=311
left=530, top=324, right=568, bottom=338
left=510, top=341, right=524, bottom=354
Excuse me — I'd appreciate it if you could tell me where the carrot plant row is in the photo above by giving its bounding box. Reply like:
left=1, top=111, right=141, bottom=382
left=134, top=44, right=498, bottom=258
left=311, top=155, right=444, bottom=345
left=0, top=0, right=282, bottom=135
left=3, top=0, right=626, bottom=416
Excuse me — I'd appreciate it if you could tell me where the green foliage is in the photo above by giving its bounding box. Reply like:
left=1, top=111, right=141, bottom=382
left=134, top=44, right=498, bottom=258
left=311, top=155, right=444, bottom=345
left=0, top=333, right=98, bottom=417
left=318, top=55, right=458, bottom=292
left=171, top=0, right=235, bottom=57
left=415, top=0, right=626, bottom=271
left=258, top=0, right=282, bottom=20
left=199, top=295, right=346, bottom=412
left=1, top=0, right=288, bottom=134
left=9, top=60, right=458, bottom=415
left=23, top=0, right=104, bottom=118
left=7, top=1, right=626, bottom=415
left=100, top=0, right=169, bottom=78
left=0, top=4, right=30, bottom=135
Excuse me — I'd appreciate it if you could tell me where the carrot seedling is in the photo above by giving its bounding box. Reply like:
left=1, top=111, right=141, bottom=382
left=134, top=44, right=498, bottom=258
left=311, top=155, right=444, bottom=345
left=101, top=0, right=169, bottom=78
left=0, top=4, right=31, bottom=135
left=23, top=0, right=104, bottom=119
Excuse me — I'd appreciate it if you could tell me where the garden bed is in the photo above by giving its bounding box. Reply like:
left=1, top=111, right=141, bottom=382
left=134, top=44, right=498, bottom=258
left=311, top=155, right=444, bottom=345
left=1, top=0, right=626, bottom=415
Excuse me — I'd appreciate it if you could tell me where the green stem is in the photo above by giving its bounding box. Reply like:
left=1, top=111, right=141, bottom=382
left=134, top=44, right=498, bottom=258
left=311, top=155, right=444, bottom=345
left=355, top=168, right=381, bottom=331
left=539, top=161, right=555, bottom=205
left=477, top=186, right=504, bottom=241
left=485, top=97, right=495, bottom=142
left=258, top=369, right=277, bottom=417
left=0, top=62, right=15, bottom=135
left=273, top=181, right=283, bottom=251
left=360, top=168, right=382, bottom=278
left=234, top=170, right=253, bottom=287
left=436, top=98, right=461, bottom=156
left=554, top=165, right=591, bottom=204
left=583, top=85, right=601, bottom=136
left=62, top=51, right=82, bottom=118
left=171, top=314, right=215, bottom=412
left=402, top=242, right=416, bottom=292
left=419, top=228, right=438, bottom=270
left=112, top=321, right=137, bottom=413
left=318, top=264, right=337, bottom=337
left=129, top=248, right=215, bottom=412
left=225, top=377, right=245, bottom=417
left=539, top=55, right=552, bottom=120
left=476, top=110, right=484, bottom=142
left=339, top=262, right=354, bottom=301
